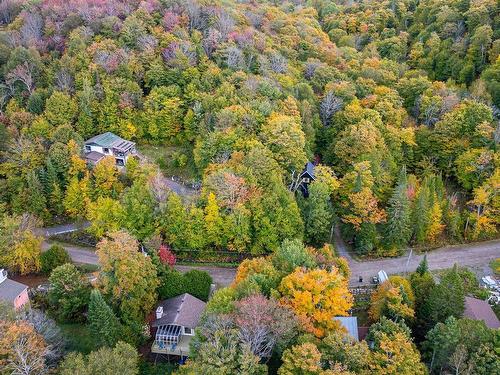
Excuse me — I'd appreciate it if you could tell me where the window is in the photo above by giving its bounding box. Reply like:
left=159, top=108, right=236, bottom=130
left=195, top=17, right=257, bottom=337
left=103, top=148, right=109, bottom=153
left=184, top=327, right=192, bottom=335
left=85, top=146, right=91, bottom=152
left=302, top=177, right=310, bottom=183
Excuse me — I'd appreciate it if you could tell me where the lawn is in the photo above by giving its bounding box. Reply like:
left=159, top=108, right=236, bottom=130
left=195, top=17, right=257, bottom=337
left=59, top=323, right=95, bottom=354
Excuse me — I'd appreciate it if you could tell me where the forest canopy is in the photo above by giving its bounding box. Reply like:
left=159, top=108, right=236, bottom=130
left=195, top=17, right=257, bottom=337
left=0, top=0, right=498, bottom=258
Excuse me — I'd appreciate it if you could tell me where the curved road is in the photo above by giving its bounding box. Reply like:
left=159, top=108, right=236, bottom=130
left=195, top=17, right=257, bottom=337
left=42, top=234, right=499, bottom=287
left=41, top=218, right=499, bottom=287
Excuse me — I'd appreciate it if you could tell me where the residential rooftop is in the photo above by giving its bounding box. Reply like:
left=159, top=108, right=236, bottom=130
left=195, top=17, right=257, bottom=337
left=152, top=293, right=206, bottom=329
left=85, top=132, right=135, bottom=151
left=464, top=296, right=500, bottom=329
left=0, top=274, right=28, bottom=304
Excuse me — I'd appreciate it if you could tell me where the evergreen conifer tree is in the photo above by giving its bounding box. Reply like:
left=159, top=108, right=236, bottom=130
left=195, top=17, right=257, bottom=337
left=384, top=167, right=412, bottom=251
left=88, top=289, right=121, bottom=347
left=416, top=254, right=429, bottom=275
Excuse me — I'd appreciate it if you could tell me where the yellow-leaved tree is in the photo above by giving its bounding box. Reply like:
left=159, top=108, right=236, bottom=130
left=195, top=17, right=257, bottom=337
left=96, top=231, right=158, bottom=325
left=369, top=280, right=415, bottom=323
left=278, top=267, right=353, bottom=338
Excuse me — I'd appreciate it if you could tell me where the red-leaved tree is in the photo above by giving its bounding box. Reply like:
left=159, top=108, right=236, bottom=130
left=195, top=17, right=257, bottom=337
left=158, top=244, right=176, bottom=267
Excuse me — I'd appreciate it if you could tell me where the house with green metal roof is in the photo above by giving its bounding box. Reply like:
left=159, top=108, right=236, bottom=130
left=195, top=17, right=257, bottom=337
left=84, top=132, right=136, bottom=167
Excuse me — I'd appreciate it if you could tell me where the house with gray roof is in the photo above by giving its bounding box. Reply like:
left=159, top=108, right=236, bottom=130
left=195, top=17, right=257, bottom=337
left=0, top=269, right=29, bottom=310
left=463, top=296, right=500, bottom=329
left=84, top=132, right=136, bottom=167
left=151, top=293, right=206, bottom=357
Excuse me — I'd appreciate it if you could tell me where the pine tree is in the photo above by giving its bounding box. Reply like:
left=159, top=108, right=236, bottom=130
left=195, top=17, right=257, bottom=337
left=159, top=193, right=188, bottom=249
left=88, top=289, right=121, bottom=348
left=50, top=182, right=64, bottom=216
left=416, top=254, right=428, bottom=275
left=25, top=171, right=47, bottom=218
left=301, top=182, right=334, bottom=246
left=413, top=183, right=430, bottom=244
left=384, top=167, right=412, bottom=252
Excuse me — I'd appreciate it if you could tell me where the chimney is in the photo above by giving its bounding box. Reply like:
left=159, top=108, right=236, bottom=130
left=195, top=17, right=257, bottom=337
left=0, top=269, right=7, bottom=284
left=156, top=306, right=163, bottom=320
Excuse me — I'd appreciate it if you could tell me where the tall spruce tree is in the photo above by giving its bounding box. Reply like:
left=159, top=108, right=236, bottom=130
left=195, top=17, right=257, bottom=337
left=88, top=289, right=121, bottom=347
left=416, top=254, right=429, bottom=275
left=413, top=181, right=430, bottom=244
left=384, top=167, right=412, bottom=252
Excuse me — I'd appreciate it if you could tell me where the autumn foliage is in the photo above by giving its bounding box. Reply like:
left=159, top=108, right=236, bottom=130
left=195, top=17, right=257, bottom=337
left=278, top=267, right=353, bottom=338
left=158, top=244, right=176, bottom=267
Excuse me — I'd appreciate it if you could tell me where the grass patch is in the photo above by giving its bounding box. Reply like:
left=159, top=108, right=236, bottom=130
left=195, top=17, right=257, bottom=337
left=59, top=323, right=95, bottom=354
left=139, top=360, right=177, bottom=375
left=137, top=144, right=197, bottom=181
left=176, top=261, right=239, bottom=268
left=491, top=258, right=500, bottom=276
left=76, top=263, right=100, bottom=273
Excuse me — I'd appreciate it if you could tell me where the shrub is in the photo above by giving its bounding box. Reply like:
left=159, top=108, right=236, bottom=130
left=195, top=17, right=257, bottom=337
left=40, top=245, right=71, bottom=275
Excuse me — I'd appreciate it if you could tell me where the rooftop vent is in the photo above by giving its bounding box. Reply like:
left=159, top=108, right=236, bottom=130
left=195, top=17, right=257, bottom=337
left=156, top=306, right=163, bottom=320
left=0, top=269, right=7, bottom=284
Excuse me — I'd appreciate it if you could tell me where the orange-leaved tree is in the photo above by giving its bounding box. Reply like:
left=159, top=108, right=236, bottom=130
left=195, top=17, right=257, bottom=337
left=369, top=280, right=415, bottom=323
left=278, top=267, right=353, bottom=338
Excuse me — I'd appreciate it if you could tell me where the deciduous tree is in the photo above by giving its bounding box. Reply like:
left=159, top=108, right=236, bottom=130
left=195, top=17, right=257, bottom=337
left=96, top=231, right=158, bottom=325
left=48, top=263, right=90, bottom=322
left=278, top=267, right=353, bottom=337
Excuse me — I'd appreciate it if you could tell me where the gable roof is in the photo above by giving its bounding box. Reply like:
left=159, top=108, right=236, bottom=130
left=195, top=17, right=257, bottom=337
left=334, top=316, right=359, bottom=341
left=85, top=132, right=135, bottom=151
left=464, top=296, right=500, bottom=329
left=0, top=279, right=28, bottom=303
left=300, top=162, right=316, bottom=179
left=152, top=293, right=206, bottom=329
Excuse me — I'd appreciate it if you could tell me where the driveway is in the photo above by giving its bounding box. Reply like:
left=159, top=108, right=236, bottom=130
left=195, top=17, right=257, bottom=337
left=35, top=221, right=90, bottom=237
left=162, top=177, right=199, bottom=197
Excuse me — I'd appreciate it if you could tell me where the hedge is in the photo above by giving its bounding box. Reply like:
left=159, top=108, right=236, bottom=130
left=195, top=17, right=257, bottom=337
left=157, top=269, right=212, bottom=302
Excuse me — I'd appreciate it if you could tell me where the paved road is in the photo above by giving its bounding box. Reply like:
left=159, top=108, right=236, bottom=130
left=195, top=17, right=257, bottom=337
left=43, top=236, right=499, bottom=287
left=40, top=218, right=499, bottom=287
left=42, top=240, right=98, bottom=264
left=35, top=221, right=90, bottom=237
left=342, top=237, right=500, bottom=285
left=42, top=240, right=236, bottom=287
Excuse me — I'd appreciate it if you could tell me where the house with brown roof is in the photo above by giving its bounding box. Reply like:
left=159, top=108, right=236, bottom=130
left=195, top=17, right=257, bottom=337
left=0, top=269, right=29, bottom=310
left=463, top=296, right=500, bottom=329
left=150, top=293, right=206, bottom=357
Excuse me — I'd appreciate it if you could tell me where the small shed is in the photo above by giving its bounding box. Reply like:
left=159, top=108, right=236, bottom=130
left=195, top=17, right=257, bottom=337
left=463, top=296, right=500, bottom=329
